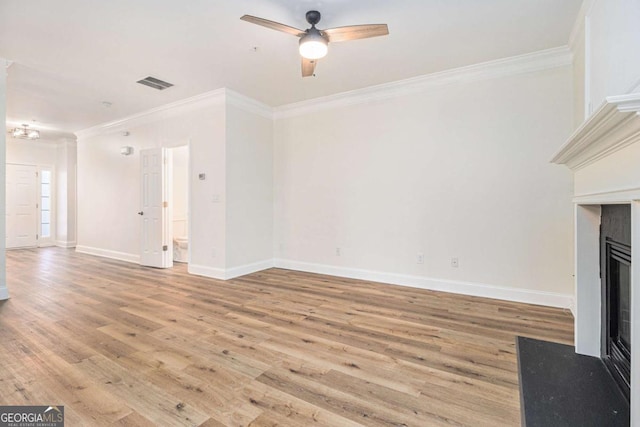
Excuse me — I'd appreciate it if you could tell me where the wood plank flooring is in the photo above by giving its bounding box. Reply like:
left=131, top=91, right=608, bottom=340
left=0, top=248, right=574, bottom=426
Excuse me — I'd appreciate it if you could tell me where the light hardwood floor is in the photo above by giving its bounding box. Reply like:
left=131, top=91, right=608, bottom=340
left=0, top=248, right=573, bottom=426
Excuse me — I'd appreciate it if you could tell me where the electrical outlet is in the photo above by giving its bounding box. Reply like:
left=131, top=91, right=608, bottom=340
left=417, top=252, right=424, bottom=264
left=336, top=247, right=341, bottom=256
left=451, top=257, right=459, bottom=268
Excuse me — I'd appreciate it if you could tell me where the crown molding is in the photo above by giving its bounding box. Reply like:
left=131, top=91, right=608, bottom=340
left=74, top=46, right=573, bottom=136
left=274, top=46, right=572, bottom=120
left=75, top=88, right=227, bottom=139
left=551, top=93, right=640, bottom=170
left=75, top=88, right=274, bottom=140
left=225, top=89, right=273, bottom=120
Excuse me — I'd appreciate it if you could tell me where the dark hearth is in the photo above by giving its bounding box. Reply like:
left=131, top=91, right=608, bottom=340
left=517, top=337, right=629, bottom=427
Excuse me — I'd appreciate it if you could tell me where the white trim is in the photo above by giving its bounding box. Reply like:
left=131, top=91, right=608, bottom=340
left=550, top=93, right=640, bottom=170
left=225, top=89, right=274, bottom=120
left=56, top=240, right=77, bottom=248
left=225, top=259, right=274, bottom=280
left=569, top=298, right=577, bottom=318
left=75, top=89, right=227, bottom=139
left=75, top=245, right=139, bottom=264
left=274, top=259, right=573, bottom=309
left=274, top=46, right=572, bottom=119
left=188, top=260, right=274, bottom=281
left=573, top=187, right=640, bottom=204
left=0, top=286, right=8, bottom=300
left=188, top=264, right=226, bottom=280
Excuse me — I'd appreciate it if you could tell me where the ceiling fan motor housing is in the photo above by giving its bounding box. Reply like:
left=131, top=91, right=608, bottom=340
left=305, top=10, right=321, bottom=26
left=299, top=27, right=328, bottom=59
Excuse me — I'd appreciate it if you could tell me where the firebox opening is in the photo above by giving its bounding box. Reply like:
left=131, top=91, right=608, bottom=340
left=600, top=204, right=632, bottom=401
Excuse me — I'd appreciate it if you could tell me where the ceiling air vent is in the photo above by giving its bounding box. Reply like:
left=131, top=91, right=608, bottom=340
left=136, top=76, right=174, bottom=91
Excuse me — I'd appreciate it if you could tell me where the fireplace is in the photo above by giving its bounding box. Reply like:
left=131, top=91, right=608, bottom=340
left=551, top=93, right=640, bottom=422
left=601, top=204, right=632, bottom=399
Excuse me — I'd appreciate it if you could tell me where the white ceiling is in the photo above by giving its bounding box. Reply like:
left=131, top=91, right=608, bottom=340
left=0, top=0, right=583, bottom=139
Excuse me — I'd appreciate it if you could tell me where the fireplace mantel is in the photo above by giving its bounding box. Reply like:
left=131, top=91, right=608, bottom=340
left=551, top=93, right=640, bottom=170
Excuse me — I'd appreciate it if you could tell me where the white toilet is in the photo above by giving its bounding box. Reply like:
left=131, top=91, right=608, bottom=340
left=173, top=237, right=188, bottom=263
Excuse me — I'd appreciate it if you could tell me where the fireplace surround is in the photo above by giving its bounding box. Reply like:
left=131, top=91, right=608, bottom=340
left=601, top=205, right=632, bottom=399
left=552, top=93, right=640, bottom=424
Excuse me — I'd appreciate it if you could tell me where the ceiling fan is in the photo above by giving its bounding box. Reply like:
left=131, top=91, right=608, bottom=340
left=240, top=10, right=389, bottom=77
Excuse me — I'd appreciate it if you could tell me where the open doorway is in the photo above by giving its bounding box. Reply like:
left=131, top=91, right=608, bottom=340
left=170, top=145, right=189, bottom=265
left=138, top=144, right=190, bottom=269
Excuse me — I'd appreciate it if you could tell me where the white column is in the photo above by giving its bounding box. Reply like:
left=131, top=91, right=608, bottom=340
left=0, top=59, right=9, bottom=300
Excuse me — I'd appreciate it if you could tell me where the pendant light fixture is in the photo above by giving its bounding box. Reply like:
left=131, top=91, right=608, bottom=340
left=10, top=124, right=40, bottom=140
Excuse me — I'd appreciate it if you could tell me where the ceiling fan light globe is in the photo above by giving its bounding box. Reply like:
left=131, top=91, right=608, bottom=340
left=12, top=128, right=25, bottom=137
left=299, top=33, right=328, bottom=59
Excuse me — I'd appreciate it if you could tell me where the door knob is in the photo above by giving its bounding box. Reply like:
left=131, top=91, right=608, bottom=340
left=138, top=211, right=144, bottom=216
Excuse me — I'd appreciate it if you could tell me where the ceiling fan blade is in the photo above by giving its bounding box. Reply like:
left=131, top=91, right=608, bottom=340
left=302, top=58, right=317, bottom=77
left=240, top=15, right=305, bottom=37
left=323, top=24, right=389, bottom=42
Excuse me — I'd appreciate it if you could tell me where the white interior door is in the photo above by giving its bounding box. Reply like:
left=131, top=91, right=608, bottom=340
left=6, top=164, right=38, bottom=248
left=139, top=148, right=172, bottom=268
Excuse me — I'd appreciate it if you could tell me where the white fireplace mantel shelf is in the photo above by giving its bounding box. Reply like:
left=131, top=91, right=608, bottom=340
left=551, top=93, right=640, bottom=170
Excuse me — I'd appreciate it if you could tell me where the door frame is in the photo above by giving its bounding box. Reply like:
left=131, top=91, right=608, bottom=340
left=138, top=142, right=191, bottom=268
left=167, top=142, right=191, bottom=265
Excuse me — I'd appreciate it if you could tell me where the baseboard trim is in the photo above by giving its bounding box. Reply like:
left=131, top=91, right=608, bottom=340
left=188, top=264, right=226, bottom=280
left=75, top=245, right=140, bottom=264
left=0, top=286, right=9, bottom=300
left=189, top=259, right=274, bottom=281
left=56, top=240, right=77, bottom=248
left=225, top=259, right=274, bottom=280
left=274, top=259, right=574, bottom=309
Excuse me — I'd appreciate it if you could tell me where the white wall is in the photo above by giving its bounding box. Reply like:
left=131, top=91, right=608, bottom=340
left=76, top=98, right=227, bottom=270
left=0, top=60, right=7, bottom=300
left=6, top=138, right=58, bottom=165
left=56, top=140, right=77, bottom=247
left=274, top=66, right=574, bottom=299
left=573, top=0, right=640, bottom=119
left=225, top=102, right=274, bottom=270
left=570, top=16, right=586, bottom=129
left=75, top=90, right=274, bottom=279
